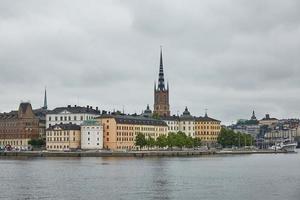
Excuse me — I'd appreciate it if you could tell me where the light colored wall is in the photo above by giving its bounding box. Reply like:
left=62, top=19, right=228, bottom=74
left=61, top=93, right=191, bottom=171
left=46, top=129, right=81, bottom=151
left=81, top=125, right=103, bottom=150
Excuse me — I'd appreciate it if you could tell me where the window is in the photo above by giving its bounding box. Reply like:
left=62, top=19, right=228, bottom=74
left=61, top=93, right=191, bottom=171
left=74, top=116, right=77, bottom=120
left=55, top=117, right=58, bottom=121
left=49, top=117, right=52, bottom=121
left=107, top=138, right=109, bottom=141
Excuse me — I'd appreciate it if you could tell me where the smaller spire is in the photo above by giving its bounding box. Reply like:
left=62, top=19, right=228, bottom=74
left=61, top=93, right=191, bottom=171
left=43, top=87, right=48, bottom=110
left=205, top=108, right=208, bottom=117
left=251, top=110, right=257, bottom=120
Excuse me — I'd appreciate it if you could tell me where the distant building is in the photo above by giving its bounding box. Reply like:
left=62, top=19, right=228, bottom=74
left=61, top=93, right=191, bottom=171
left=0, top=102, right=40, bottom=148
left=259, top=114, right=278, bottom=126
left=153, top=48, right=170, bottom=117
left=81, top=120, right=103, bottom=150
left=46, top=123, right=81, bottom=151
left=230, top=111, right=260, bottom=138
left=96, top=114, right=168, bottom=151
left=46, top=105, right=101, bottom=128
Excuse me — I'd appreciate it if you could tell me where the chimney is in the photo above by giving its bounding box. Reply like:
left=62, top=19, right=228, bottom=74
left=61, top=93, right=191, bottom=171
left=266, top=114, right=270, bottom=119
left=87, top=105, right=89, bottom=109
left=91, top=106, right=93, bottom=109
left=96, top=107, right=98, bottom=111
left=68, top=105, right=71, bottom=108
left=75, top=105, right=77, bottom=107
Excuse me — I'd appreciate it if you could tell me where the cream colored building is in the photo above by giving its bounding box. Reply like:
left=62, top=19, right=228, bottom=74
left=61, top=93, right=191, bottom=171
left=46, top=123, right=81, bottom=151
left=96, top=114, right=168, bottom=151
left=195, top=114, right=221, bottom=144
left=259, top=114, right=278, bottom=126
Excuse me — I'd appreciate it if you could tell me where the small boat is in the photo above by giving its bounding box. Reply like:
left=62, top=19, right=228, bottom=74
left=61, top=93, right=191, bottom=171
left=270, top=139, right=297, bottom=153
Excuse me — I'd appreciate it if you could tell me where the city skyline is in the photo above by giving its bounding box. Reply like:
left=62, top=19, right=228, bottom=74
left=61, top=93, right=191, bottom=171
left=1, top=1, right=300, bottom=124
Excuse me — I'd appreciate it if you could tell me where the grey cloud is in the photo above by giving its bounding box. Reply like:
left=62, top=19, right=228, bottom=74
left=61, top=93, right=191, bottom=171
left=1, top=0, right=300, bottom=124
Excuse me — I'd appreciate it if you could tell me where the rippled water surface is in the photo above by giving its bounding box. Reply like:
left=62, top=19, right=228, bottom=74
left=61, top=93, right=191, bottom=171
left=0, top=151, right=300, bottom=200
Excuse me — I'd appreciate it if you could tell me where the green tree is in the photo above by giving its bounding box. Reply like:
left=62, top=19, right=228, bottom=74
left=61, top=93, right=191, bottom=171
left=146, top=136, right=156, bottom=150
left=185, top=136, right=194, bottom=148
left=28, top=138, right=45, bottom=148
left=167, top=132, right=177, bottom=149
left=156, top=135, right=168, bottom=148
left=193, top=137, right=202, bottom=147
left=135, top=133, right=147, bottom=150
left=174, top=131, right=187, bottom=149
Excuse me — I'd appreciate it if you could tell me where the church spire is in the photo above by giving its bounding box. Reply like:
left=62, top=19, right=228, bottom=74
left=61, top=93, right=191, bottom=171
left=158, top=46, right=165, bottom=91
left=43, top=87, right=48, bottom=110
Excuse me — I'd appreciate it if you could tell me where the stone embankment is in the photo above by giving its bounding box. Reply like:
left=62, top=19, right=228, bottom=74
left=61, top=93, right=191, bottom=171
left=0, top=149, right=291, bottom=158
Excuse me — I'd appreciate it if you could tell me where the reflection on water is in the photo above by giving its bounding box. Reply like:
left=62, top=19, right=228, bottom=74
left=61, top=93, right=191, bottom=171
left=0, top=152, right=300, bottom=200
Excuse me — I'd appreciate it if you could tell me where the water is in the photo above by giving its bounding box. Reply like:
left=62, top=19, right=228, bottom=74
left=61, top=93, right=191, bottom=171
left=0, top=152, right=299, bottom=200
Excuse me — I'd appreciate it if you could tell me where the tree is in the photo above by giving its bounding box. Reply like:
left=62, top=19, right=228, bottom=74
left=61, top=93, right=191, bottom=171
left=28, top=138, right=45, bottom=148
left=217, top=128, right=254, bottom=148
left=135, top=133, right=147, bottom=150
left=146, top=136, right=156, bottom=150
left=167, top=132, right=177, bottom=149
left=185, top=136, right=194, bottom=148
left=156, top=135, right=168, bottom=148
left=174, top=131, right=187, bottom=149
left=193, top=137, right=202, bottom=147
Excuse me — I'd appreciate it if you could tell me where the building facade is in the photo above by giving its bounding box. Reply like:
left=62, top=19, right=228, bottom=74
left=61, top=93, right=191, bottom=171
left=0, top=102, right=40, bottom=149
left=153, top=48, right=170, bottom=117
left=179, top=107, right=195, bottom=137
left=195, top=114, right=221, bottom=144
left=96, top=114, right=168, bottom=151
left=81, top=120, right=103, bottom=150
left=46, top=123, right=81, bottom=151
left=46, top=105, right=101, bottom=128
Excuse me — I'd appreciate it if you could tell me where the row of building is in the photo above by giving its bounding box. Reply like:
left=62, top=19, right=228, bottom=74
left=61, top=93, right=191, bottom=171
left=229, top=111, right=300, bottom=145
left=0, top=48, right=222, bottom=151
left=45, top=104, right=221, bottom=151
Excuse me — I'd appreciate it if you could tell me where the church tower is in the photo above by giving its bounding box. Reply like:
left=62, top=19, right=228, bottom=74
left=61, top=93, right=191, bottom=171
left=153, top=47, right=170, bottom=117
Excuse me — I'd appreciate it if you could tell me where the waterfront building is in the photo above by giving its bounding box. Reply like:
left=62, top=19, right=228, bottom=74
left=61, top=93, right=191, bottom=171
left=96, top=114, right=168, bottom=151
left=46, top=123, right=81, bottom=151
left=230, top=111, right=260, bottom=138
left=179, top=107, right=195, bottom=137
left=46, top=105, right=101, bottom=128
left=0, top=102, right=40, bottom=149
left=195, top=113, right=221, bottom=144
left=81, top=119, right=103, bottom=150
left=153, top=48, right=170, bottom=117
left=162, top=115, right=180, bottom=133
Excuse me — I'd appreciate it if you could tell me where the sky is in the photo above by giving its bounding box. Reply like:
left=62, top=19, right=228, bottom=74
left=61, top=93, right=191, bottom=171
left=1, top=0, right=300, bottom=124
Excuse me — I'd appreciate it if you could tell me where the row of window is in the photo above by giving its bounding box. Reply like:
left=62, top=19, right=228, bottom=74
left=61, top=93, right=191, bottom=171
left=0, top=140, right=23, bottom=145
left=48, top=115, right=94, bottom=122
left=47, top=137, right=76, bottom=141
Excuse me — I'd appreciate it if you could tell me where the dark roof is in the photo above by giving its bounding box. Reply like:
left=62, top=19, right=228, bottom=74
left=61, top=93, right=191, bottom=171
left=46, top=123, right=81, bottom=131
left=0, top=112, right=18, bottom=120
left=195, top=116, right=221, bottom=122
left=161, top=115, right=180, bottom=121
left=48, top=105, right=100, bottom=115
left=99, top=114, right=168, bottom=126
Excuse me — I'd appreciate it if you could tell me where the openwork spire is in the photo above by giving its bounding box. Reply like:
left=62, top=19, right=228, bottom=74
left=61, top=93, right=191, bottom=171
left=158, top=46, right=165, bottom=91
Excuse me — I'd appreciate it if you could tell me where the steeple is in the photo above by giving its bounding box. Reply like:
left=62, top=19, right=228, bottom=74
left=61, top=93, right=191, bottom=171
left=43, top=87, right=48, bottom=110
left=251, top=110, right=257, bottom=120
left=157, top=46, right=165, bottom=91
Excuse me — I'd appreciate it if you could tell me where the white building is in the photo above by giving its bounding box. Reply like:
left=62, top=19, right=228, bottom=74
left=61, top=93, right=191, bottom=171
left=179, top=107, right=195, bottom=137
left=46, top=105, right=101, bottom=128
left=162, top=107, right=195, bottom=137
left=81, top=119, right=103, bottom=150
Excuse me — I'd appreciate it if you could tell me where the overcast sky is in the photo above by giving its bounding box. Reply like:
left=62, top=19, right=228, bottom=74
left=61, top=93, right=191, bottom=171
left=1, top=0, right=300, bottom=124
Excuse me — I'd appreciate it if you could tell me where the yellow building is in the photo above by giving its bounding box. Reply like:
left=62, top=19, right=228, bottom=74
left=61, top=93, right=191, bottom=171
left=46, top=123, right=81, bottom=151
left=96, top=114, right=168, bottom=151
left=195, top=114, right=221, bottom=144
